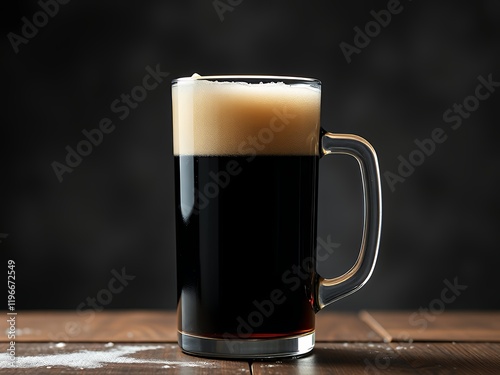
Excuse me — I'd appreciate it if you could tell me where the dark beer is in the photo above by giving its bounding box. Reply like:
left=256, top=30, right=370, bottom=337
left=175, top=154, right=318, bottom=338
left=172, top=76, right=321, bottom=344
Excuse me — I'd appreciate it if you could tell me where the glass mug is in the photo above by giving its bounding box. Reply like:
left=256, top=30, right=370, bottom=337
left=172, top=75, right=382, bottom=358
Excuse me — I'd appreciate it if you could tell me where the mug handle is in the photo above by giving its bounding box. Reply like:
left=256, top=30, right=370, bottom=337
left=313, top=131, right=382, bottom=312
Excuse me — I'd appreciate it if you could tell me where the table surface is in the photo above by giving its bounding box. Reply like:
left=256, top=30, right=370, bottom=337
left=1, top=310, right=499, bottom=374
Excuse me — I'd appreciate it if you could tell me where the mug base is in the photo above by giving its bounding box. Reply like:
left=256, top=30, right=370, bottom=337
left=178, top=331, right=315, bottom=359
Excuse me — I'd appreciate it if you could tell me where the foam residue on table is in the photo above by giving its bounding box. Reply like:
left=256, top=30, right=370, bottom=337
left=0, top=344, right=218, bottom=369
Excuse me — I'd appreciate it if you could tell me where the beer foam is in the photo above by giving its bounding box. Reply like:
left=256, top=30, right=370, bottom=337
left=172, top=78, right=321, bottom=155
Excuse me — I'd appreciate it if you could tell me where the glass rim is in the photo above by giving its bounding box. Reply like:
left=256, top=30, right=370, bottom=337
left=172, top=74, right=321, bottom=85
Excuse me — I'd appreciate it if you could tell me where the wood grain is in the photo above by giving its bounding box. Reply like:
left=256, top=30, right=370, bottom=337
left=388, top=343, right=500, bottom=375
left=364, top=311, right=500, bottom=342
left=252, top=343, right=418, bottom=374
left=253, top=342, right=500, bottom=374
left=1, top=310, right=381, bottom=343
left=0, top=342, right=251, bottom=374
left=315, top=312, right=383, bottom=342
left=0, top=310, right=177, bottom=343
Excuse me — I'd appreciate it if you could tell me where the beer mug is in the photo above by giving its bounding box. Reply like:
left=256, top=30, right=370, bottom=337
left=172, top=75, right=382, bottom=358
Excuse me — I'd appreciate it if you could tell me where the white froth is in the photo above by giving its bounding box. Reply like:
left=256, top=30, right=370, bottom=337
left=172, top=78, right=321, bottom=156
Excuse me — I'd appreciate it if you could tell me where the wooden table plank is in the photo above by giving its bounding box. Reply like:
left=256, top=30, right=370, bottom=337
left=0, top=310, right=382, bottom=343
left=0, top=343, right=251, bottom=374
left=388, top=343, right=500, bottom=375
left=3, top=342, right=499, bottom=375
left=315, top=312, right=383, bottom=342
left=253, top=342, right=500, bottom=375
left=0, top=310, right=177, bottom=343
left=252, top=343, right=418, bottom=374
left=363, top=311, right=500, bottom=342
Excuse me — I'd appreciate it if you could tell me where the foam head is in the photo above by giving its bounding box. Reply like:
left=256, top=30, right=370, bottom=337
left=172, top=76, right=321, bottom=156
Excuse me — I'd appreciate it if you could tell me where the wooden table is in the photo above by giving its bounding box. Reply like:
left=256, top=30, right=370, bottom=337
left=1, top=310, right=499, bottom=374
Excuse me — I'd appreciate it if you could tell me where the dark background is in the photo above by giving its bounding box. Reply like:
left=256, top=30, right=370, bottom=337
left=1, top=0, right=499, bottom=312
